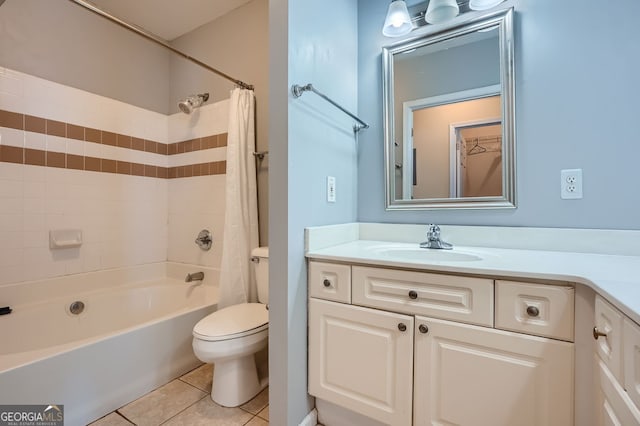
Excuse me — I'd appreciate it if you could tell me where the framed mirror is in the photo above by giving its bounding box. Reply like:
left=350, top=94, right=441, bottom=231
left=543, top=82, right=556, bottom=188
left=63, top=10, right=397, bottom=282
left=383, top=8, right=515, bottom=210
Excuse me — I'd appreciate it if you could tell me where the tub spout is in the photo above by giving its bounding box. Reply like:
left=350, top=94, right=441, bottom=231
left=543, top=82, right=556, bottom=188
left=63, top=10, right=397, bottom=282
left=185, top=272, right=205, bottom=282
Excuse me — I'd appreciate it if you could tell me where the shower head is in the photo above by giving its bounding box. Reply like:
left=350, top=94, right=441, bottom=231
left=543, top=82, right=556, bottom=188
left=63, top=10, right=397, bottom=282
left=178, top=93, right=209, bottom=114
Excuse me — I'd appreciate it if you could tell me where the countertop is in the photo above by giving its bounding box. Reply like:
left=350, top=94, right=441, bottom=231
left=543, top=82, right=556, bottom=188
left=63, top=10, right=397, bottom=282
left=306, top=239, right=640, bottom=326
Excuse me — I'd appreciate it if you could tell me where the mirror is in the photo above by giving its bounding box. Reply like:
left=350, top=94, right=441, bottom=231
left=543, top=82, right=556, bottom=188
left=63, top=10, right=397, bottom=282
left=383, top=8, right=515, bottom=210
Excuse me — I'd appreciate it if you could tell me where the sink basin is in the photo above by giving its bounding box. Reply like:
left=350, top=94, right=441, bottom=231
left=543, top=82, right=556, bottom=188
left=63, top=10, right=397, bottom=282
left=371, top=246, right=483, bottom=262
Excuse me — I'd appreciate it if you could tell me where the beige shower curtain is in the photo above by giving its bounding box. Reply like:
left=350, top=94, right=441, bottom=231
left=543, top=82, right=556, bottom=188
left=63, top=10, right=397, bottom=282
left=218, top=88, right=259, bottom=308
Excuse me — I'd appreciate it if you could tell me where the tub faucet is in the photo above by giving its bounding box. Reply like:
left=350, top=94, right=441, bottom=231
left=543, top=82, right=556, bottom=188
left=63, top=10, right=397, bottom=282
left=185, top=271, right=205, bottom=282
left=420, top=224, right=453, bottom=250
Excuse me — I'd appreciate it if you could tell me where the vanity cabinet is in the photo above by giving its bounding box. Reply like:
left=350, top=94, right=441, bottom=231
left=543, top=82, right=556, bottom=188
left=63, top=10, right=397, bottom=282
left=308, top=261, right=575, bottom=426
left=594, top=295, right=640, bottom=425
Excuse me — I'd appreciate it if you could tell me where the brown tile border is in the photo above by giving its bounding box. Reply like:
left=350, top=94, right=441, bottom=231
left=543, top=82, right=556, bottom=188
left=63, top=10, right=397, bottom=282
left=0, top=110, right=24, bottom=130
left=1, top=108, right=230, bottom=179
left=0, top=145, right=226, bottom=179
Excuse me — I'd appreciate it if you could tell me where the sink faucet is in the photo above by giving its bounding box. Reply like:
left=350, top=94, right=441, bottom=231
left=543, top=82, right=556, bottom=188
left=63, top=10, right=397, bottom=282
left=420, top=224, right=453, bottom=250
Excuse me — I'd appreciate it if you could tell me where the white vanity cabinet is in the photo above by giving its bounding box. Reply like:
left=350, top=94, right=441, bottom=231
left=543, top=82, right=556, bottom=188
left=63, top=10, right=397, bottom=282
left=594, top=295, right=640, bottom=425
left=308, top=261, right=575, bottom=426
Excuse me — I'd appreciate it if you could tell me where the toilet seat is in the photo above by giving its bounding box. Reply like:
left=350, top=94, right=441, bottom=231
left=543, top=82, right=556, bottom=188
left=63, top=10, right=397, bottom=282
left=193, top=303, right=268, bottom=342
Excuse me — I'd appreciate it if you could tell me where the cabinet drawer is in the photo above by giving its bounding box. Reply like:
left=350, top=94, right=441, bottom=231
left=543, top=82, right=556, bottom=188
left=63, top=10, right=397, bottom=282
left=595, top=295, right=624, bottom=383
left=352, top=266, right=493, bottom=327
left=495, top=280, right=575, bottom=342
left=309, top=261, right=351, bottom=303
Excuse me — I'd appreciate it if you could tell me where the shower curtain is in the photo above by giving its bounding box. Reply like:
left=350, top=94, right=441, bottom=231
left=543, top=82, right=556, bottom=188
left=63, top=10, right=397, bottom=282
left=218, top=88, right=259, bottom=308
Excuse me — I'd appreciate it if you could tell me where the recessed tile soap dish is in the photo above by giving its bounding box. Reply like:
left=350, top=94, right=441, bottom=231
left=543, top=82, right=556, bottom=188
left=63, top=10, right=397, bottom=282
left=49, top=229, right=83, bottom=249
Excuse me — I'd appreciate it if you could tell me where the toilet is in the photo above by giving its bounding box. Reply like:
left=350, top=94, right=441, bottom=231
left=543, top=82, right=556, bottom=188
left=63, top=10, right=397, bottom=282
left=192, top=247, right=269, bottom=407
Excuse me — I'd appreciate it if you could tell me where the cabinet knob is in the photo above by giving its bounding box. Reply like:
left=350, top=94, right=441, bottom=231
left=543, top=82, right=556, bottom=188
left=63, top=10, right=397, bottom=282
left=398, top=323, right=407, bottom=332
left=593, top=326, right=608, bottom=340
left=323, top=279, right=331, bottom=287
left=408, top=290, right=418, bottom=300
left=526, top=305, right=539, bottom=317
left=418, top=324, right=429, bottom=334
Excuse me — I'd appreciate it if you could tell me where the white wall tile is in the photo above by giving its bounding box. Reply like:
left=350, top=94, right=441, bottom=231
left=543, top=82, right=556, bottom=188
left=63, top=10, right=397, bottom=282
left=46, top=134, right=67, bottom=153
left=0, top=163, right=23, bottom=181
left=0, top=67, right=229, bottom=286
left=24, top=131, right=46, bottom=150
left=66, top=138, right=85, bottom=156
left=0, top=126, right=24, bottom=147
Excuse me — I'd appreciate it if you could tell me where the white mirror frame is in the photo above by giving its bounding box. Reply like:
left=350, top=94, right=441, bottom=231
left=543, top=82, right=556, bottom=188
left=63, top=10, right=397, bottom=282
left=383, top=8, right=515, bottom=210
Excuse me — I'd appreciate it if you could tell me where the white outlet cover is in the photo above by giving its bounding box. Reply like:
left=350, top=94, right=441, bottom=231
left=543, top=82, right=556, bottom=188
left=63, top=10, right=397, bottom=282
left=561, top=169, right=583, bottom=199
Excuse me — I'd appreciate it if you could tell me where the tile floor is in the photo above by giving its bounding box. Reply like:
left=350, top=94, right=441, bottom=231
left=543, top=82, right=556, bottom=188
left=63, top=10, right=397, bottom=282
left=90, top=363, right=269, bottom=426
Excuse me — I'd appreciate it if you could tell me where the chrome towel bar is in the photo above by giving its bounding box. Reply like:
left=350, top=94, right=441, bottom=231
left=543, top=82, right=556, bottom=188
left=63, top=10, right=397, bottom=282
left=291, top=83, right=369, bottom=133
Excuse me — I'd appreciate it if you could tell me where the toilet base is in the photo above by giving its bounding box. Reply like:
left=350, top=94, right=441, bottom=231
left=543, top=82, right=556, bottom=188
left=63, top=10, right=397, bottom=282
left=211, top=354, right=268, bottom=407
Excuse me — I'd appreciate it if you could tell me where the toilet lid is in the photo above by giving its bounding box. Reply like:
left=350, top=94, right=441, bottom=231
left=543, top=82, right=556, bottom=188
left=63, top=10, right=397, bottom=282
left=193, top=303, right=268, bottom=342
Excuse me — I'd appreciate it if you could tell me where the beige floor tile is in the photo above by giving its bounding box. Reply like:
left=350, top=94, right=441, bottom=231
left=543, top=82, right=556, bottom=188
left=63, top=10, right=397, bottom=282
left=162, top=396, right=253, bottom=426
left=89, top=412, right=133, bottom=426
left=245, top=416, right=268, bottom=426
left=240, top=388, right=269, bottom=415
left=256, top=405, right=269, bottom=421
left=118, top=379, right=206, bottom=426
left=180, top=363, right=214, bottom=393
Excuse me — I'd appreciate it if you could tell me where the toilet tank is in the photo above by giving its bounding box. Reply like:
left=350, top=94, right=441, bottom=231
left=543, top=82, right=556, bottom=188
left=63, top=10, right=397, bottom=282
left=251, top=247, right=269, bottom=304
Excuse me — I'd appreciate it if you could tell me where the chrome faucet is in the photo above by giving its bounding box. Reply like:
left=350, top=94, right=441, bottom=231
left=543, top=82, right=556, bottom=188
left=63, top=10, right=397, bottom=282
left=420, top=224, right=453, bottom=250
left=185, top=271, right=205, bottom=282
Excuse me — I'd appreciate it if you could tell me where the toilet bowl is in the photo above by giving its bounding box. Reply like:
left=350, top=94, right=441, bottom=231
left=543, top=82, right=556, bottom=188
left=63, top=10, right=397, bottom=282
left=192, top=247, right=269, bottom=407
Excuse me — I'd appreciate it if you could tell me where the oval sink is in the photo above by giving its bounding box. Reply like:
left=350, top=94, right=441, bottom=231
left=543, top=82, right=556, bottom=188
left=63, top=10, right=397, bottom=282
left=372, top=247, right=483, bottom=262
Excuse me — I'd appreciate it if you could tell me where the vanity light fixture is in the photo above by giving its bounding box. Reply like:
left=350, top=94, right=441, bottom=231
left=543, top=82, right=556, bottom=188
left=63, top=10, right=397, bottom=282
left=425, top=0, right=460, bottom=24
left=382, top=0, right=413, bottom=37
left=469, top=0, right=506, bottom=10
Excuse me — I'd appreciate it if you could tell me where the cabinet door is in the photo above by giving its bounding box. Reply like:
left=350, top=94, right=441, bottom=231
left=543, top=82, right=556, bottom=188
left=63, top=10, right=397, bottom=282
left=596, top=355, right=640, bottom=425
left=309, top=298, right=414, bottom=426
left=413, top=316, right=574, bottom=426
left=624, top=318, right=640, bottom=411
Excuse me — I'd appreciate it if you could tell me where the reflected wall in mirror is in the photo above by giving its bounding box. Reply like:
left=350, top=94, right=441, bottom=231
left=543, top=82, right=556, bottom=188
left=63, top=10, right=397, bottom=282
left=383, top=8, right=515, bottom=210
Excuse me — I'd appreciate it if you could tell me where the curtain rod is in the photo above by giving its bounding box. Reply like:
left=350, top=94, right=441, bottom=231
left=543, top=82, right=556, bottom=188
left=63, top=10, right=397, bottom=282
left=68, top=0, right=254, bottom=90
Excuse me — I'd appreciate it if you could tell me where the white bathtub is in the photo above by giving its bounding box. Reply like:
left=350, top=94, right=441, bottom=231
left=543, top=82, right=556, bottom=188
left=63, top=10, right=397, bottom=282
left=0, top=262, right=218, bottom=426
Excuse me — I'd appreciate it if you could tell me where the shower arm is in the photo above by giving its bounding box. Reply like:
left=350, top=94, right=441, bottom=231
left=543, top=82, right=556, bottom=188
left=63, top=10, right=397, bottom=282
left=67, top=0, right=254, bottom=91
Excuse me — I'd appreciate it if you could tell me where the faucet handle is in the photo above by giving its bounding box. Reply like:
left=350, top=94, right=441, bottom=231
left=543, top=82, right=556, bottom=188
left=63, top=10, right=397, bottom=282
left=427, top=224, right=441, bottom=239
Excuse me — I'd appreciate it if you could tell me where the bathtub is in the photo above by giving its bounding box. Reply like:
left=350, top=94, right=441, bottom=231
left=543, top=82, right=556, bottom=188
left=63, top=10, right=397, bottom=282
left=0, top=262, right=218, bottom=426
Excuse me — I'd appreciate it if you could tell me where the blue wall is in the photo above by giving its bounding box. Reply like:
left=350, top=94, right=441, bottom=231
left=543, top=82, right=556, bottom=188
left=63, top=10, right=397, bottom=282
left=357, top=0, right=640, bottom=230
left=269, top=0, right=359, bottom=424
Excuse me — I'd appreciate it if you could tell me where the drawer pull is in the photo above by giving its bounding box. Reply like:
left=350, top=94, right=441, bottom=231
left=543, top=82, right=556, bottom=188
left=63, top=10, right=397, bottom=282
left=408, top=290, right=418, bottom=299
left=593, top=326, right=608, bottom=340
left=398, top=323, right=407, bottom=332
left=323, top=279, right=331, bottom=287
left=418, top=324, right=429, bottom=334
left=526, top=305, right=540, bottom=317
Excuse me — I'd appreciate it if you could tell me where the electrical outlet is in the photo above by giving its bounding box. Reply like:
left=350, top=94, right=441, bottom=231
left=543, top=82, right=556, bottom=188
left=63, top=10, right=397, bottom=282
left=327, top=176, right=336, bottom=203
left=561, top=169, right=583, bottom=199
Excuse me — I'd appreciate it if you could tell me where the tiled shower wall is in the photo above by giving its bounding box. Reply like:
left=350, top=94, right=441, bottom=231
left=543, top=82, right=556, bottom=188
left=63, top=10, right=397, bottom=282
left=0, top=68, right=228, bottom=286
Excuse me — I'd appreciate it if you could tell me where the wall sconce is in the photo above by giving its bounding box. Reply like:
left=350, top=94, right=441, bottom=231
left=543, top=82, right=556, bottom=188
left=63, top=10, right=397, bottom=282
left=382, top=0, right=506, bottom=37
left=425, top=0, right=459, bottom=24
left=469, top=0, right=506, bottom=10
left=382, top=0, right=413, bottom=37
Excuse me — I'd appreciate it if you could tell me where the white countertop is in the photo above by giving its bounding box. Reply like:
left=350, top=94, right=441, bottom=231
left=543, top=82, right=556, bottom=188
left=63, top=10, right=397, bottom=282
left=306, top=238, right=640, bottom=326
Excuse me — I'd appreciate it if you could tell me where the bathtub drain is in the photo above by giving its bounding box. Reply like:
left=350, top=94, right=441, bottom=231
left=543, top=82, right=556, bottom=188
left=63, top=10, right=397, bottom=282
left=69, top=301, right=85, bottom=315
